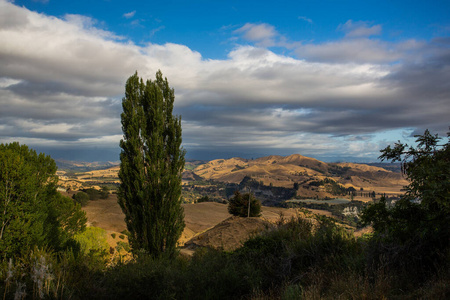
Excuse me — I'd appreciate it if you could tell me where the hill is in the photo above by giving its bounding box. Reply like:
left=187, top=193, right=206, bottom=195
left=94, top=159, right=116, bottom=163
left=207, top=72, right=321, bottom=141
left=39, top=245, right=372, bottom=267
left=191, top=154, right=408, bottom=203
left=55, top=159, right=119, bottom=172
left=58, top=153, right=408, bottom=205
left=75, top=193, right=301, bottom=253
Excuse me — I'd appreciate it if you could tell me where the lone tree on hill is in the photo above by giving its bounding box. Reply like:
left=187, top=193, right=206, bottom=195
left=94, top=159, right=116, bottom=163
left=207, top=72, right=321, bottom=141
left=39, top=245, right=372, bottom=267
left=118, top=71, right=185, bottom=257
left=228, top=191, right=261, bottom=217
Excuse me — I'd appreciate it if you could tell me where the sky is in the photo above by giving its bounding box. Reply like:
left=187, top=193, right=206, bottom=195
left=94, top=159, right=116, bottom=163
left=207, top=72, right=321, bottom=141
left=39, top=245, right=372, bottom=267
left=0, top=0, right=449, bottom=162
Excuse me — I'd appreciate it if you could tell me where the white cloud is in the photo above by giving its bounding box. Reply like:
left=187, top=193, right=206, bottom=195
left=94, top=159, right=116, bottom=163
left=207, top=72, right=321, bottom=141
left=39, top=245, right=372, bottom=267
left=234, top=23, right=278, bottom=47
left=123, top=11, right=136, bottom=19
left=0, top=2, right=448, bottom=161
left=298, top=16, right=313, bottom=24
left=338, top=20, right=382, bottom=38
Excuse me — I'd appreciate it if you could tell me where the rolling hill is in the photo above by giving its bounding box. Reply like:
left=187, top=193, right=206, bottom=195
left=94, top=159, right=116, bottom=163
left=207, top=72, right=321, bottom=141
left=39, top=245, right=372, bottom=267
left=58, top=153, right=408, bottom=205
left=191, top=154, right=408, bottom=201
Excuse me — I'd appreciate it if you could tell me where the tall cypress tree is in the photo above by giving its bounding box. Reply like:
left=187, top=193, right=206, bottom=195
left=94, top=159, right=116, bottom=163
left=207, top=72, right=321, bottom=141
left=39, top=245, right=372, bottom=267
left=118, top=71, right=185, bottom=257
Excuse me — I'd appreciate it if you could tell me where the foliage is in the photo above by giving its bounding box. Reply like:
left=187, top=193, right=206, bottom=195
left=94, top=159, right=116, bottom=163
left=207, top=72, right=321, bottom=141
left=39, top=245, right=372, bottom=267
left=196, top=195, right=210, bottom=203
left=307, top=178, right=347, bottom=195
left=98, top=254, right=189, bottom=300
left=116, top=241, right=130, bottom=253
left=361, top=129, right=450, bottom=277
left=288, top=200, right=367, bottom=227
left=2, top=212, right=448, bottom=299
left=89, top=215, right=375, bottom=300
left=73, top=191, right=89, bottom=206
left=80, top=187, right=109, bottom=200
left=0, top=246, right=108, bottom=299
left=74, top=227, right=110, bottom=263
left=118, top=71, right=185, bottom=257
left=0, top=142, right=86, bottom=259
left=46, top=192, right=87, bottom=250
left=228, top=191, right=261, bottom=217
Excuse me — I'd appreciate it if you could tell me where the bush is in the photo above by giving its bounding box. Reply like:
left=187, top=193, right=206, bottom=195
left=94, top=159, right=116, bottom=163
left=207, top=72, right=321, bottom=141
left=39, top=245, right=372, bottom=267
left=228, top=191, right=261, bottom=217
left=74, top=227, right=109, bottom=264
left=196, top=195, right=210, bottom=203
left=73, top=191, right=90, bottom=206
left=99, top=255, right=188, bottom=300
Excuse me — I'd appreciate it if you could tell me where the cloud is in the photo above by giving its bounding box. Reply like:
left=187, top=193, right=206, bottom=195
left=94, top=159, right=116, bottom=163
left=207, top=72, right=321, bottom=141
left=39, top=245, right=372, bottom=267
left=149, top=25, right=165, bottom=37
left=0, top=2, right=448, bottom=162
left=338, top=20, right=382, bottom=38
left=64, top=14, right=123, bottom=40
left=234, top=23, right=278, bottom=47
left=295, top=38, right=400, bottom=63
left=292, top=20, right=390, bottom=63
left=123, top=11, right=136, bottom=19
left=298, top=16, right=313, bottom=24
left=232, top=20, right=392, bottom=64
left=233, top=22, right=300, bottom=49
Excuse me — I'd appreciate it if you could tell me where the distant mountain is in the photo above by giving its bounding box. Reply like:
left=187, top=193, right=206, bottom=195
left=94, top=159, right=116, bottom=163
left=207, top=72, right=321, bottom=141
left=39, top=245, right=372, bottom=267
left=55, top=159, right=119, bottom=172
left=366, top=163, right=402, bottom=173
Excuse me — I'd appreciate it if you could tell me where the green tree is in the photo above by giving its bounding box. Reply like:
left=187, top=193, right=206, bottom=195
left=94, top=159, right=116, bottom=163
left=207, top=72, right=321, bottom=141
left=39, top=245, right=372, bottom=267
left=197, top=195, right=210, bottom=203
left=118, top=71, right=185, bottom=257
left=362, top=129, right=449, bottom=237
left=100, top=186, right=109, bottom=199
left=361, top=129, right=449, bottom=273
left=0, top=143, right=86, bottom=258
left=228, top=191, right=261, bottom=217
left=73, top=191, right=90, bottom=206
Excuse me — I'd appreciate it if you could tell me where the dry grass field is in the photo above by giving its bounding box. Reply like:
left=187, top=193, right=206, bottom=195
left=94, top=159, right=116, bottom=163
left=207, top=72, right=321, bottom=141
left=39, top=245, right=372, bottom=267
left=57, top=154, right=408, bottom=254
left=78, top=193, right=302, bottom=252
left=193, top=154, right=408, bottom=197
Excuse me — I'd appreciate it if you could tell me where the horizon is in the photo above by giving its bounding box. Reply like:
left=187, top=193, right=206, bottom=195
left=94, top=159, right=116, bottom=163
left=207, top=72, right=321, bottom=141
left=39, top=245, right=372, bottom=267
left=1, top=0, right=449, bottom=162
left=52, top=151, right=396, bottom=165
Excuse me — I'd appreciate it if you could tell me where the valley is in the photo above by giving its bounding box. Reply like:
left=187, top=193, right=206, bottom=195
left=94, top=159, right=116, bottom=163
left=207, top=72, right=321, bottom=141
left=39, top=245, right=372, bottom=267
left=57, top=154, right=408, bottom=252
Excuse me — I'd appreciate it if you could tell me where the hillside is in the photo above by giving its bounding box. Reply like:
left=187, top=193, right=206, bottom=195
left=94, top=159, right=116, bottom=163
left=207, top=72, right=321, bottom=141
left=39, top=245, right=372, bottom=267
left=76, top=193, right=301, bottom=253
left=58, top=154, right=408, bottom=205
left=191, top=154, right=408, bottom=201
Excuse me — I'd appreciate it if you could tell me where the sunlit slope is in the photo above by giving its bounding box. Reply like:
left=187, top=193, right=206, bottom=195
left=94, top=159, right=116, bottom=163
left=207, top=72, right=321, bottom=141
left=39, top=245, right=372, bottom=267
left=193, top=154, right=408, bottom=194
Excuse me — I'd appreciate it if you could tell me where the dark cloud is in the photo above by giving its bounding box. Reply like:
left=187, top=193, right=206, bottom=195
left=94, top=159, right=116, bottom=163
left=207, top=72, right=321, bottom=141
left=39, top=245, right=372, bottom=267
left=0, top=1, right=448, bottom=162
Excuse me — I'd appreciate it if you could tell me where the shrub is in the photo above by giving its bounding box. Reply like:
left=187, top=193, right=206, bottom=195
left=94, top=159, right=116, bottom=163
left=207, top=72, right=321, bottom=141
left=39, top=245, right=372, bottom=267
left=228, top=191, right=261, bottom=217
left=73, top=191, right=89, bottom=206
left=197, top=195, right=210, bottom=203
left=74, top=227, right=109, bottom=264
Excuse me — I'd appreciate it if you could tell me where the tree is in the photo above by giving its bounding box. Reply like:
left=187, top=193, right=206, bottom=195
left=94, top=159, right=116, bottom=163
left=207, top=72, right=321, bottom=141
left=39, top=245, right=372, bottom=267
left=73, top=191, right=90, bottom=206
left=361, top=129, right=449, bottom=273
left=0, top=142, right=86, bottom=258
left=362, top=129, right=449, bottom=236
left=118, top=71, right=185, bottom=257
left=228, top=191, right=261, bottom=217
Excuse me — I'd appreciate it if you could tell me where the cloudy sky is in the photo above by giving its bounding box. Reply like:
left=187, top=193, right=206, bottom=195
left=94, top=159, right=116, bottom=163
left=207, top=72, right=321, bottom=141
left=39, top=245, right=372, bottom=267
left=1, top=0, right=449, bottom=162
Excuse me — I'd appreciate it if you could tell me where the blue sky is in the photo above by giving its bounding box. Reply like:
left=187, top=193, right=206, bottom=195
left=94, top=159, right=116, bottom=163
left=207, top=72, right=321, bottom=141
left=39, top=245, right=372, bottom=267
left=15, top=1, right=449, bottom=58
left=1, top=0, right=449, bottom=162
